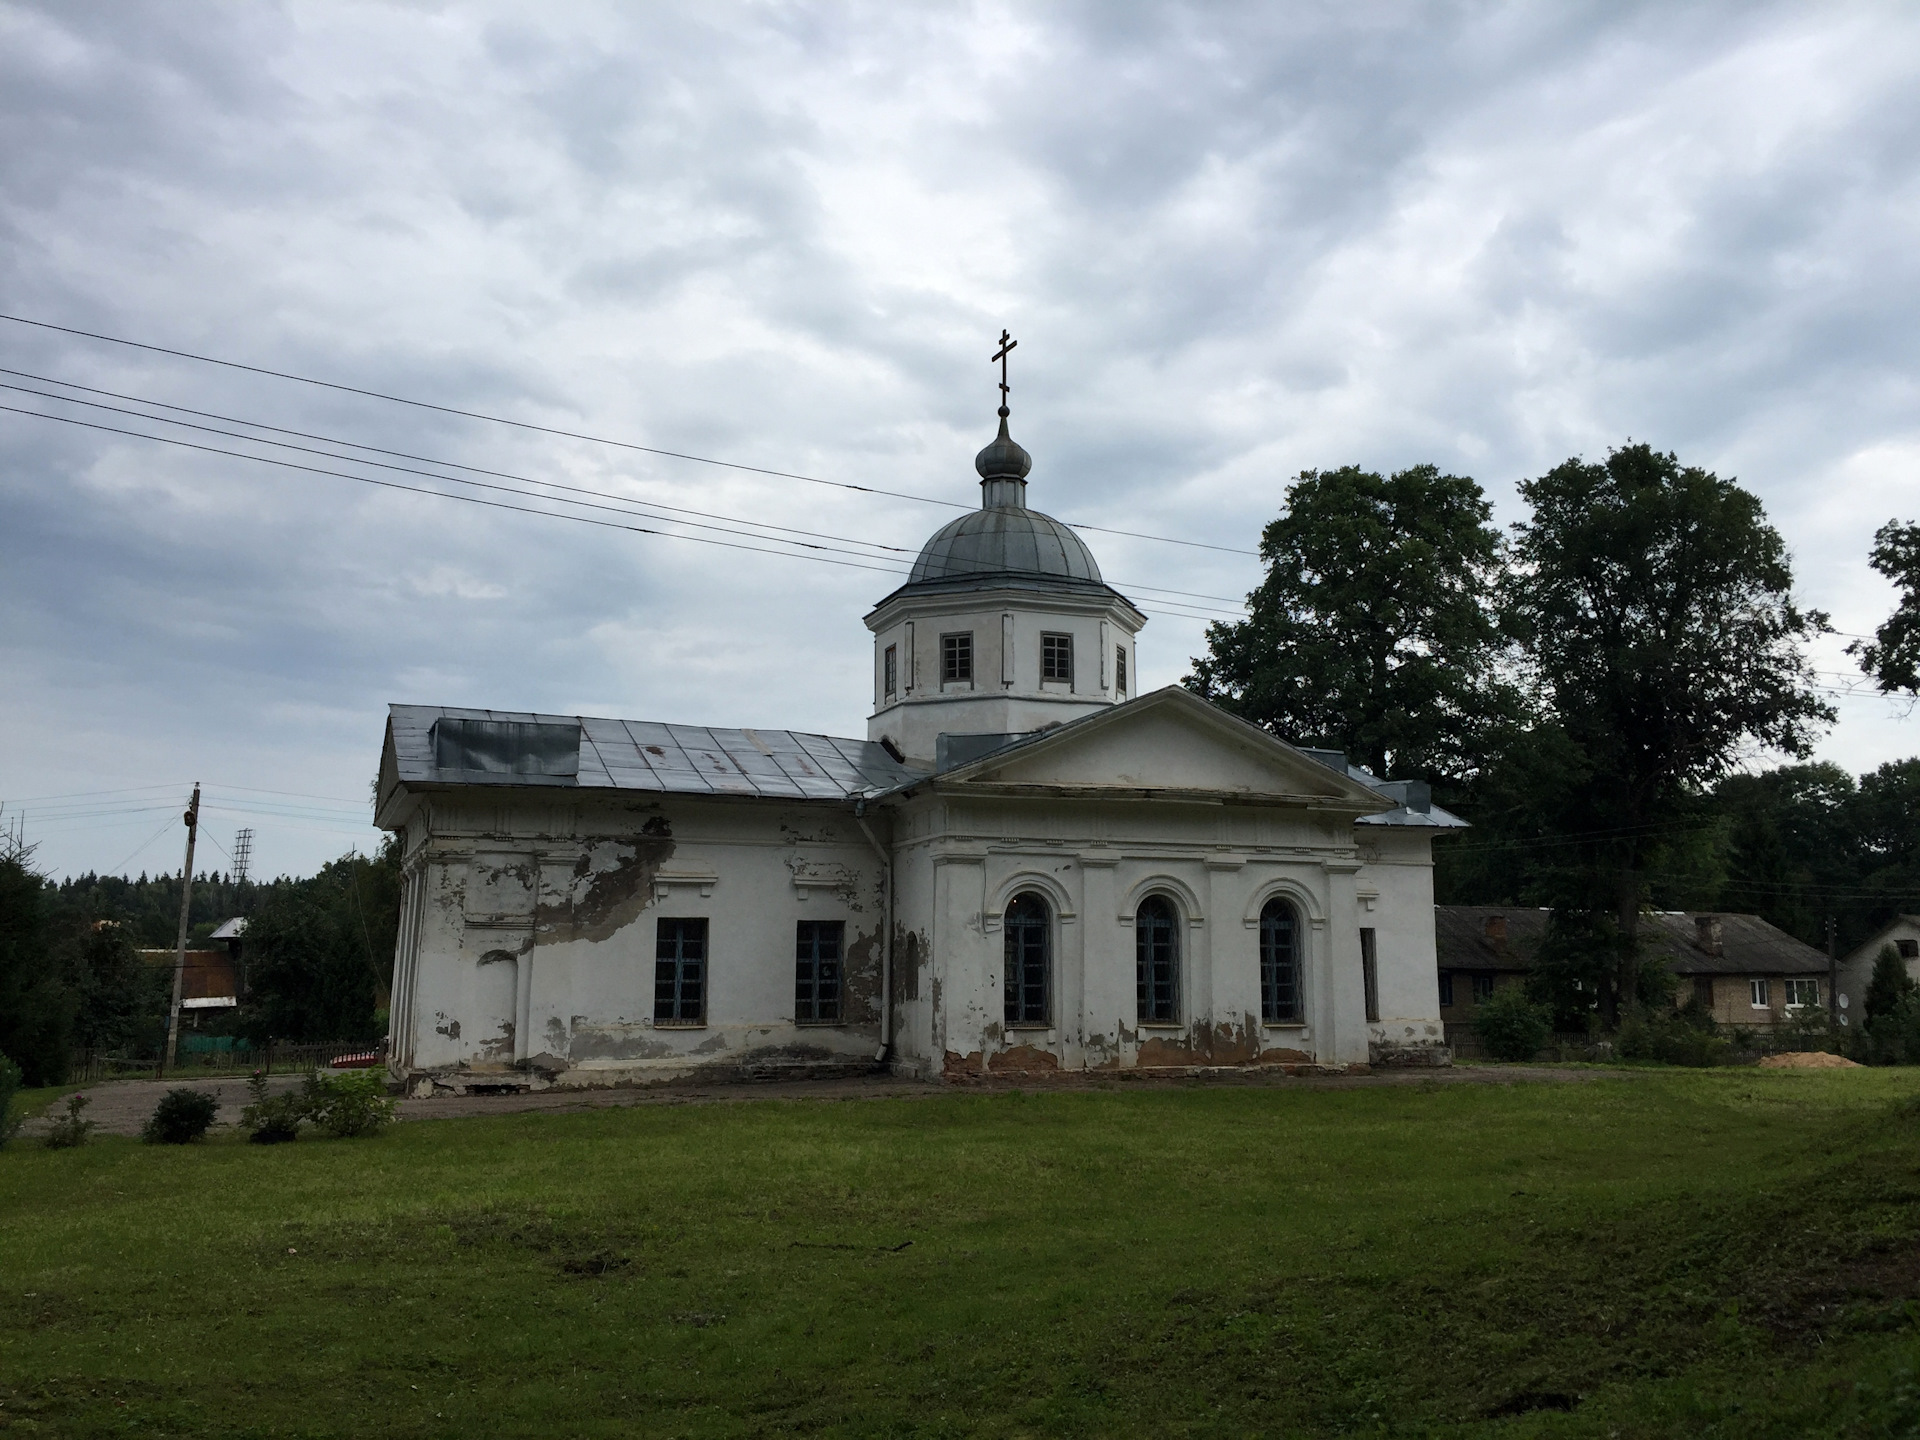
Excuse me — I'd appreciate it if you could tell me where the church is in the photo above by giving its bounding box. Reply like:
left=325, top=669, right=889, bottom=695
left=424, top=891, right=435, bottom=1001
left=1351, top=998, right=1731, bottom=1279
left=374, top=367, right=1463, bottom=1092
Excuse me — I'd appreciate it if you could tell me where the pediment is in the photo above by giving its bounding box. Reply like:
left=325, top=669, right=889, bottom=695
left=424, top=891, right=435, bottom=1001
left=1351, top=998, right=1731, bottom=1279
left=944, top=687, right=1389, bottom=810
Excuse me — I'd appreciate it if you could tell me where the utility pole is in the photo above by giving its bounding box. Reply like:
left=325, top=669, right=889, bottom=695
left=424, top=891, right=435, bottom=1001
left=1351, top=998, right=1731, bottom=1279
left=1827, top=914, right=1839, bottom=1035
left=162, top=784, right=201, bottom=1075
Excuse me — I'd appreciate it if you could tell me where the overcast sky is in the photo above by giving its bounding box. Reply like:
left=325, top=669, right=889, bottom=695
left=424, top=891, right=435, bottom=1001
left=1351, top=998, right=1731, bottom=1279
left=2, top=1, right=1917, bottom=881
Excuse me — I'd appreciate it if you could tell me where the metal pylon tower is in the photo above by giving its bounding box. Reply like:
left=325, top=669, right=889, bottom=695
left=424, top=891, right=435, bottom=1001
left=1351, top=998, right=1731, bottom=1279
left=232, top=827, right=254, bottom=885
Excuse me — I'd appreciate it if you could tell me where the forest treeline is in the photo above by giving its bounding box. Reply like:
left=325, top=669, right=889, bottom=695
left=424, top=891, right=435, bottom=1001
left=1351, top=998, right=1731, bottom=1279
left=0, top=837, right=400, bottom=1084
left=1189, top=443, right=1920, bottom=1021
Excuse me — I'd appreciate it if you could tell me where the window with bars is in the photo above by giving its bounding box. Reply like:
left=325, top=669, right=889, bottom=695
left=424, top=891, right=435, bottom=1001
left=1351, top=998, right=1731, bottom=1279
left=941, top=632, right=973, bottom=684
left=794, top=920, right=842, bottom=1023
left=883, top=644, right=897, bottom=697
left=1115, top=646, right=1127, bottom=696
left=1003, top=892, right=1051, bottom=1026
left=1259, top=897, right=1301, bottom=1022
left=1041, top=632, right=1074, bottom=683
left=1136, top=895, right=1180, bottom=1023
left=655, top=917, right=707, bottom=1024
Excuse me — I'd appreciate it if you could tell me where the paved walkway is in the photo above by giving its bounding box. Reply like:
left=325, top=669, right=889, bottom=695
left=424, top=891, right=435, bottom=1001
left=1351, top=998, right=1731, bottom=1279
left=17, top=1064, right=1608, bottom=1139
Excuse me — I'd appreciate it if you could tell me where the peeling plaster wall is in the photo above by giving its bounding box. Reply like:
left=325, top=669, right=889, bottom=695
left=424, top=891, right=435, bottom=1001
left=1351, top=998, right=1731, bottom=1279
left=1357, top=829, right=1450, bottom=1064
left=886, top=790, right=1441, bottom=1077
left=389, top=793, right=887, bottom=1087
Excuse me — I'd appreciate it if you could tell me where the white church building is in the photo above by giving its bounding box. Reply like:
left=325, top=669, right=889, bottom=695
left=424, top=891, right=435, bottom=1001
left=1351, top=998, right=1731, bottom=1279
left=375, top=395, right=1463, bottom=1091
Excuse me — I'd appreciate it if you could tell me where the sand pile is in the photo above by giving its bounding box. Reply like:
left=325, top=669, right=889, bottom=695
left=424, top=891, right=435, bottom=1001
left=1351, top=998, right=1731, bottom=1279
left=1757, top=1051, right=1863, bottom=1069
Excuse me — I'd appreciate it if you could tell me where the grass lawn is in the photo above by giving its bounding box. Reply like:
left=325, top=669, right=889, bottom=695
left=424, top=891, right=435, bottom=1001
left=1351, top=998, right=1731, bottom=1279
left=6, top=1071, right=1920, bottom=1438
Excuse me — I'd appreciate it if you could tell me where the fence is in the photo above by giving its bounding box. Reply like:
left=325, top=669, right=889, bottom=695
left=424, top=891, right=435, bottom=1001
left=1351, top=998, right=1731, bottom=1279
left=67, top=1041, right=384, bottom=1083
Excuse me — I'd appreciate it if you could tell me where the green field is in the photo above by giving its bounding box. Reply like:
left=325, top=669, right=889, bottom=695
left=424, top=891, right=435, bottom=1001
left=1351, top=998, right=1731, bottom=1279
left=6, top=1071, right=1920, bottom=1438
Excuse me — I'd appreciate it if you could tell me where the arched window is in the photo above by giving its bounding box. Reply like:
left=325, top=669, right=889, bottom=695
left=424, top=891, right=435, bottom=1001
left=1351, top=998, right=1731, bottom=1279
left=1260, top=897, right=1302, bottom=1023
left=1136, top=895, right=1180, bottom=1023
left=1004, top=892, right=1051, bottom=1026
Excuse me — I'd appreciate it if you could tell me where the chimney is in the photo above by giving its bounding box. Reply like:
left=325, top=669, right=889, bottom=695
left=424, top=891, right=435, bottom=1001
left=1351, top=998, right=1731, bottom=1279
left=1695, top=915, right=1723, bottom=956
left=1484, top=914, right=1507, bottom=944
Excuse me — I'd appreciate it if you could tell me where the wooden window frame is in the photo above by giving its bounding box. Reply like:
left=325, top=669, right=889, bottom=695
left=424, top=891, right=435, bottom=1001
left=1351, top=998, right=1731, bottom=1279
left=941, top=631, right=973, bottom=685
left=883, top=644, right=897, bottom=698
left=1003, top=892, right=1051, bottom=1028
left=1136, top=895, right=1180, bottom=1024
left=794, top=919, right=843, bottom=1025
left=1750, top=978, right=1770, bottom=1009
left=1259, top=897, right=1302, bottom=1023
left=654, top=917, right=707, bottom=1025
left=1115, top=646, right=1128, bottom=697
left=1041, top=631, right=1074, bottom=684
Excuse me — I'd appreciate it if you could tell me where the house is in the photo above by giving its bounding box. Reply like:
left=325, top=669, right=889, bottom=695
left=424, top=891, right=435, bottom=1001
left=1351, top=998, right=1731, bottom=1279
left=374, top=394, right=1467, bottom=1093
left=1835, top=916, right=1920, bottom=1030
left=1436, top=906, right=1831, bottom=1042
left=137, top=947, right=241, bottom=1019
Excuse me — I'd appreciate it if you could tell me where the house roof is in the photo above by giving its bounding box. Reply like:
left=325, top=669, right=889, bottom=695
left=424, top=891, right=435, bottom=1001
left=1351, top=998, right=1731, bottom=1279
left=209, top=917, right=247, bottom=940
left=1435, top=906, right=1831, bottom=977
left=1840, top=915, right=1920, bottom=967
left=136, top=949, right=241, bottom=1001
left=382, top=705, right=927, bottom=810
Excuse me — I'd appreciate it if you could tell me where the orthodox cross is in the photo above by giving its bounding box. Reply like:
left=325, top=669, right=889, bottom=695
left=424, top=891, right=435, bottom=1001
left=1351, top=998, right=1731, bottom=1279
left=992, top=329, right=1017, bottom=413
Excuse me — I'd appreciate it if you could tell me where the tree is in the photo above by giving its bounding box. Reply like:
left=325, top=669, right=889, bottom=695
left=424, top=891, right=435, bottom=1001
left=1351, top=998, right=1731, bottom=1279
left=1185, top=464, right=1519, bottom=785
left=0, top=837, right=72, bottom=1085
left=64, top=920, right=168, bottom=1053
left=1850, top=521, right=1920, bottom=693
left=239, top=842, right=400, bottom=1044
left=1503, top=444, right=1833, bottom=1023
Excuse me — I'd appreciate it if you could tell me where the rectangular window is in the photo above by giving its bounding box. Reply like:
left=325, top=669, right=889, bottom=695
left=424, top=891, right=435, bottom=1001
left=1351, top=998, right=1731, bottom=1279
left=1901, top=939, right=1919, bottom=960
left=1360, top=927, right=1380, bottom=1024
left=1438, top=971, right=1454, bottom=1008
left=795, top=920, right=842, bottom=1023
left=883, top=644, right=897, bottom=697
left=655, top=918, right=707, bottom=1024
left=1470, top=973, right=1495, bottom=1004
left=1041, top=632, right=1074, bottom=683
left=1785, top=978, right=1819, bottom=1010
left=1115, top=646, right=1128, bottom=696
left=941, top=631, right=973, bottom=684
left=1692, top=976, right=1714, bottom=1010
left=1750, top=978, right=1770, bottom=1009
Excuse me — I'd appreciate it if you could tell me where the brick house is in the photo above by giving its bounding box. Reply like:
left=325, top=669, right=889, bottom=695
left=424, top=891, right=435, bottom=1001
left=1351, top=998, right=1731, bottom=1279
left=1436, top=906, right=1831, bottom=1045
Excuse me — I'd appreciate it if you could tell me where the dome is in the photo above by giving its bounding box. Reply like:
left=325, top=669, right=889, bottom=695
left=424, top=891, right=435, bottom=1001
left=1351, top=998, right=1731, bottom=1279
left=908, top=506, right=1104, bottom=585
left=906, top=411, right=1102, bottom=586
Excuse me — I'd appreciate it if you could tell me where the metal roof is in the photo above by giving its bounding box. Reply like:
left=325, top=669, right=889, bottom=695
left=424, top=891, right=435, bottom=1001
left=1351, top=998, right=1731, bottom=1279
left=386, top=705, right=928, bottom=802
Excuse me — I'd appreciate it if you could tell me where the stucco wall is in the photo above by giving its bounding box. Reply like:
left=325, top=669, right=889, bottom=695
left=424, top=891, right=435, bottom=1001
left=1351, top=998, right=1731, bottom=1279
left=390, top=793, right=887, bottom=1089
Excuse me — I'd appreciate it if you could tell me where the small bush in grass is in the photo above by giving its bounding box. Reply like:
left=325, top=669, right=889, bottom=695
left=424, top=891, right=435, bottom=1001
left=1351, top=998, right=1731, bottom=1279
left=1475, top=984, right=1554, bottom=1061
left=241, top=1070, right=304, bottom=1145
left=43, top=1092, right=96, bottom=1148
left=0, top=1053, right=20, bottom=1149
left=304, top=1068, right=396, bottom=1138
left=143, top=1087, right=219, bottom=1144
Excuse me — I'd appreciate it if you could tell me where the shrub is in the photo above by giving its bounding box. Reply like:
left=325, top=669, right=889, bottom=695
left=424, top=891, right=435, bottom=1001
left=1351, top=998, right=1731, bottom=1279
left=240, top=1069, right=304, bottom=1145
left=1474, top=984, right=1553, bottom=1062
left=305, top=1068, right=396, bottom=1138
left=43, top=1092, right=96, bottom=1149
left=142, top=1087, right=220, bottom=1144
left=0, top=1053, right=20, bottom=1149
left=1617, top=1007, right=1734, bottom=1067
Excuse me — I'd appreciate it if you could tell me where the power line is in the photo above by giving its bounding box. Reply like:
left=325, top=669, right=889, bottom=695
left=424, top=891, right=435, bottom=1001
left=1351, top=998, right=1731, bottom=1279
left=0, top=369, right=1255, bottom=613
left=0, top=311, right=1260, bottom=557
left=0, top=402, right=1243, bottom=623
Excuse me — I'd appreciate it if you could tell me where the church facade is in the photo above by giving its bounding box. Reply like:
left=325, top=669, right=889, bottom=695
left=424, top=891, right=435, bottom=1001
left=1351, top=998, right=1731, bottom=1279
left=375, top=400, right=1462, bottom=1092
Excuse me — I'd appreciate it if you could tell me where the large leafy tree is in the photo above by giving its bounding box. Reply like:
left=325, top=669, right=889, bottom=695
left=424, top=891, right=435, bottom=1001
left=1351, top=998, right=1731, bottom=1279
left=1851, top=521, right=1920, bottom=693
left=1504, top=444, right=1833, bottom=1021
left=1186, top=464, right=1518, bottom=783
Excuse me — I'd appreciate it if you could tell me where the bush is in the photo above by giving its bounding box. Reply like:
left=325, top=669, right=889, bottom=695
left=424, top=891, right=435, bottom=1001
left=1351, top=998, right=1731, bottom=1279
left=1474, top=984, right=1554, bottom=1061
left=142, top=1087, right=220, bottom=1144
left=0, top=1053, right=20, bottom=1149
left=43, top=1092, right=96, bottom=1149
left=304, top=1068, right=396, bottom=1138
left=1616, top=1006, right=1734, bottom=1067
left=240, top=1069, right=303, bottom=1144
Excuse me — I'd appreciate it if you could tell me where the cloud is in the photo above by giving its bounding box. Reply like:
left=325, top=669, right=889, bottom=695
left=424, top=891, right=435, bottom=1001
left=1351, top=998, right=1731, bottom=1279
left=1, top=0, right=1918, bottom=876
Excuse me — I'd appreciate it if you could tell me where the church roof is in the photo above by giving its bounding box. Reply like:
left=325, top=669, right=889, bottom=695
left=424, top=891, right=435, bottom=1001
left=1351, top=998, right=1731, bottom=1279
left=907, top=506, right=1104, bottom=586
left=383, top=704, right=927, bottom=803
